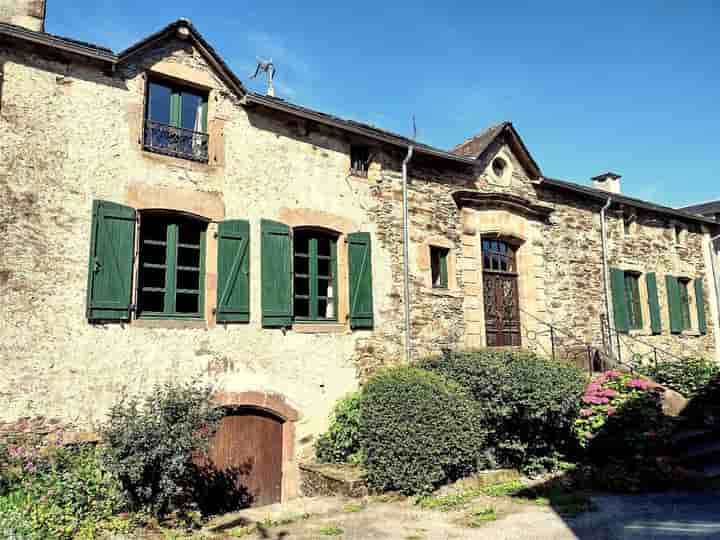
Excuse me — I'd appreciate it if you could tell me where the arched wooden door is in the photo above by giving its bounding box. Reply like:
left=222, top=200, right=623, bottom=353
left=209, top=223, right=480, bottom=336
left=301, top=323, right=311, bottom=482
left=208, top=409, right=284, bottom=507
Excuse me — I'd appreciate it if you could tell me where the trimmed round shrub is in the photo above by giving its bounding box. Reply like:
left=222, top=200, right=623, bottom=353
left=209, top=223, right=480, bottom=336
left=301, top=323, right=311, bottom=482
left=359, top=367, right=486, bottom=495
left=315, top=392, right=364, bottom=465
left=419, top=350, right=586, bottom=474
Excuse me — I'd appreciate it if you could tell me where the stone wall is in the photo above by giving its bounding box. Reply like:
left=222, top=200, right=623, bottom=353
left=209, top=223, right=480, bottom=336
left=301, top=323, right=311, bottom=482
left=1, top=23, right=718, bottom=472
left=0, top=0, right=45, bottom=31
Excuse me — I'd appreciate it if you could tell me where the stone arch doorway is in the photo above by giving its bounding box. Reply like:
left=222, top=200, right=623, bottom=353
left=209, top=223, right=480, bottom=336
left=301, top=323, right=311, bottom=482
left=210, top=391, right=300, bottom=506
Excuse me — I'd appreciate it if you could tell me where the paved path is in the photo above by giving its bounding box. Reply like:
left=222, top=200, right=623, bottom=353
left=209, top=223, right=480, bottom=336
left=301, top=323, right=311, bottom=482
left=204, top=490, right=720, bottom=540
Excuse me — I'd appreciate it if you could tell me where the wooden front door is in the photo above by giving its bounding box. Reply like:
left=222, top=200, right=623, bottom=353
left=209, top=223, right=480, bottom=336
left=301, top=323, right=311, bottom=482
left=482, top=239, right=521, bottom=347
left=208, top=410, right=283, bottom=507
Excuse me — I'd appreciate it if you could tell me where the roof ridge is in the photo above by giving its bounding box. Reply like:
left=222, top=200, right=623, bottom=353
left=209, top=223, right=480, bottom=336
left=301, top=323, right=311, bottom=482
left=450, top=121, right=510, bottom=152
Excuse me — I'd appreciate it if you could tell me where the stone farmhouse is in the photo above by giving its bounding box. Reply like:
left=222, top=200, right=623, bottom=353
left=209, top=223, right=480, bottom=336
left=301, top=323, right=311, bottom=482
left=1, top=1, right=719, bottom=505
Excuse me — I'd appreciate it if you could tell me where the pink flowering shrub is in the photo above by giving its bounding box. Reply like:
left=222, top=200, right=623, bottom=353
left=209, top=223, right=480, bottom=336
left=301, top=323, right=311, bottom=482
left=574, top=370, right=666, bottom=457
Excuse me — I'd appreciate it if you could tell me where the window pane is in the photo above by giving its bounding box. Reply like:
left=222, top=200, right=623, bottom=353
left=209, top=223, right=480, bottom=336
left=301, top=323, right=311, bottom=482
left=181, top=91, right=206, bottom=132
left=294, top=234, right=309, bottom=255
left=317, top=236, right=331, bottom=257
left=294, top=276, right=309, bottom=297
left=294, top=297, right=310, bottom=318
left=147, top=83, right=171, bottom=125
left=176, top=293, right=199, bottom=314
left=140, top=291, right=164, bottom=313
left=178, top=223, right=202, bottom=246
left=431, top=250, right=440, bottom=286
left=294, top=256, right=309, bottom=276
left=141, top=267, right=166, bottom=289
left=177, top=246, right=201, bottom=268
left=318, top=258, right=331, bottom=278
left=318, top=298, right=334, bottom=319
left=141, top=243, right=166, bottom=265
left=318, top=277, right=330, bottom=298
left=177, top=270, right=200, bottom=291
left=142, top=219, right=168, bottom=243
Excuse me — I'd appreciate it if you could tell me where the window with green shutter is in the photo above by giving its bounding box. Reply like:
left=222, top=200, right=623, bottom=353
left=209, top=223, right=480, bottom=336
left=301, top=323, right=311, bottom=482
left=430, top=246, right=449, bottom=289
left=695, top=278, right=707, bottom=335
left=624, top=272, right=643, bottom=330
left=610, top=268, right=630, bottom=333
left=678, top=278, right=692, bottom=331
left=137, top=213, right=206, bottom=319
left=261, top=220, right=292, bottom=328
left=216, top=220, right=250, bottom=323
left=348, top=232, right=374, bottom=329
left=645, top=272, right=662, bottom=334
left=87, top=200, right=136, bottom=322
left=293, top=230, right=338, bottom=321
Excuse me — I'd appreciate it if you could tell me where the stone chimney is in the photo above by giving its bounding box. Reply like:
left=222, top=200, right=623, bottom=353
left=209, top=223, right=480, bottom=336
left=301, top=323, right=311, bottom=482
left=591, top=172, right=622, bottom=194
left=0, top=0, right=46, bottom=32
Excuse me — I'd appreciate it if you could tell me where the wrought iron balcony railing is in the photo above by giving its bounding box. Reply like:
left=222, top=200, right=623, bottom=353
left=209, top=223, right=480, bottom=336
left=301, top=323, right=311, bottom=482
left=143, top=120, right=209, bottom=162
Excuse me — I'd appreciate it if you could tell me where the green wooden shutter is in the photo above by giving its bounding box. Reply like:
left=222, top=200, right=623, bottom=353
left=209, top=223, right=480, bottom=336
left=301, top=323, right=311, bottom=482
left=666, top=275, right=683, bottom=334
left=261, top=220, right=292, bottom=327
left=200, top=99, right=208, bottom=133
left=216, top=220, right=250, bottom=323
left=86, top=200, right=136, bottom=322
left=170, top=91, right=182, bottom=128
left=645, top=272, right=662, bottom=334
left=695, top=277, right=708, bottom=334
left=610, top=268, right=629, bottom=333
left=348, top=232, right=374, bottom=329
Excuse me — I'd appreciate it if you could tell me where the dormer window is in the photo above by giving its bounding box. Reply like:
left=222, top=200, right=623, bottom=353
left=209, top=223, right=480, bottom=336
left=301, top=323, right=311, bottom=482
left=350, top=145, right=370, bottom=177
left=144, top=79, right=209, bottom=162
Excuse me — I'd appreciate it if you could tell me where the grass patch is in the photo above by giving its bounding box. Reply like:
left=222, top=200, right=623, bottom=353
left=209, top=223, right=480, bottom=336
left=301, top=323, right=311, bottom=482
left=319, top=524, right=344, bottom=536
left=370, top=493, right=404, bottom=504
left=466, top=507, right=498, bottom=528
left=405, top=535, right=424, bottom=540
left=228, top=525, right=256, bottom=538
left=258, top=513, right=310, bottom=529
left=479, top=480, right=525, bottom=497
left=343, top=501, right=367, bottom=513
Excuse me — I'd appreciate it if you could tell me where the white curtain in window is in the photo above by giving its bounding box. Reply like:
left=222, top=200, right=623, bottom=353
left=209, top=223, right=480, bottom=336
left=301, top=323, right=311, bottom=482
left=326, top=284, right=334, bottom=318
left=192, top=101, right=205, bottom=152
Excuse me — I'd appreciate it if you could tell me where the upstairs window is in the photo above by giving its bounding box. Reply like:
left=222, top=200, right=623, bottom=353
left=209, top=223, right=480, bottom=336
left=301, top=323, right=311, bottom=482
left=430, top=246, right=449, bottom=289
left=144, top=80, right=209, bottom=162
left=293, top=230, right=338, bottom=321
left=137, top=213, right=206, bottom=319
left=623, top=272, right=643, bottom=330
left=482, top=239, right=517, bottom=274
left=350, top=145, right=370, bottom=177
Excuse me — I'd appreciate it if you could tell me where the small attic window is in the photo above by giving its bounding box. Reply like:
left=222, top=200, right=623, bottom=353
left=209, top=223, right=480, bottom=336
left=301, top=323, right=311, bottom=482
left=350, top=145, right=370, bottom=177
left=492, top=157, right=507, bottom=178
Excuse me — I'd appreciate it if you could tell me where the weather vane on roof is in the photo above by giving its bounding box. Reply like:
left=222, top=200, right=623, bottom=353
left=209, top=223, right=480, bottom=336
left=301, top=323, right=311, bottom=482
left=250, top=58, right=276, bottom=97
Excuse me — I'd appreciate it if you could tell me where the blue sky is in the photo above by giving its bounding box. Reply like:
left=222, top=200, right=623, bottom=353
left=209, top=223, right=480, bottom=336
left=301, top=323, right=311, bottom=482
left=47, top=1, right=719, bottom=207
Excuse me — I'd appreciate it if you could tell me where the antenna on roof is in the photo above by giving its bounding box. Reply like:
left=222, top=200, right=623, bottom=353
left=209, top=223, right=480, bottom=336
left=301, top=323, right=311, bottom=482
left=412, top=114, right=417, bottom=140
left=250, top=58, right=276, bottom=97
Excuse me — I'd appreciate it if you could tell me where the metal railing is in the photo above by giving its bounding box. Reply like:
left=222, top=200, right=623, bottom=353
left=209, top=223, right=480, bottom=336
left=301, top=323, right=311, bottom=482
left=143, top=120, right=209, bottom=162
left=519, top=309, right=704, bottom=374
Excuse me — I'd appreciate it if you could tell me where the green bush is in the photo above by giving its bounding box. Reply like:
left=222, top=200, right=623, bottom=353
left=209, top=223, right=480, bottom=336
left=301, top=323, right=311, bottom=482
left=0, top=445, right=131, bottom=540
left=101, top=380, right=223, bottom=518
left=315, top=392, right=364, bottom=465
left=637, top=358, right=720, bottom=398
left=359, top=367, right=486, bottom=495
left=419, top=350, right=587, bottom=474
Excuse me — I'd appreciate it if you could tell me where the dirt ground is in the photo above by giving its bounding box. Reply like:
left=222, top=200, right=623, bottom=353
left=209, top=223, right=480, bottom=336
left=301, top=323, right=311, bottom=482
left=179, top=487, right=720, bottom=540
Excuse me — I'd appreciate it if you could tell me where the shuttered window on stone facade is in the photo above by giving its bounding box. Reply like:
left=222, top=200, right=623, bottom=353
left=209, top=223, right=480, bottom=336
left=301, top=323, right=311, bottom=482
left=645, top=273, right=662, bottom=334
left=137, top=213, right=206, bottom=319
left=217, top=220, right=250, bottom=323
left=610, top=269, right=645, bottom=333
left=86, top=200, right=136, bottom=322
left=695, top=278, right=708, bottom=335
left=260, top=222, right=374, bottom=329
left=430, top=246, right=449, bottom=289
left=666, top=275, right=693, bottom=334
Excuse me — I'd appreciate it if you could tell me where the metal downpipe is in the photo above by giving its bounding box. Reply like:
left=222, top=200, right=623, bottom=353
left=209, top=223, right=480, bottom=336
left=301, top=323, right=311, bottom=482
left=402, top=145, right=414, bottom=364
left=600, top=197, right=614, bottom=360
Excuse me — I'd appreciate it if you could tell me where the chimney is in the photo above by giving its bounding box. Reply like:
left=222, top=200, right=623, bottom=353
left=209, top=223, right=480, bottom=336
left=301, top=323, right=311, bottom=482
left=591, top=172, right=622, bottom=194
left=0, top=0, right=46, bottom=32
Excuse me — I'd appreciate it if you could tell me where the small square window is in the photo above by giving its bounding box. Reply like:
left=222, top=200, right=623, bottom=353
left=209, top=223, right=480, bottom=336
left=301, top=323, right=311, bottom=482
left=350, top=145, right=370, bottom=177
left=430, top=247, right=449, bottom=289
